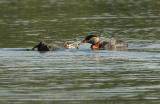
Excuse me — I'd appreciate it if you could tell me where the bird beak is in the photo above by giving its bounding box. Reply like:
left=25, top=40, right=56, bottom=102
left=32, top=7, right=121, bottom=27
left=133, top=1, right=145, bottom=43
left=81, top=39, right=87, bottom=43
left=76, top=40, right=85, bottom=48
left=32, top=45, right=38, bottom=50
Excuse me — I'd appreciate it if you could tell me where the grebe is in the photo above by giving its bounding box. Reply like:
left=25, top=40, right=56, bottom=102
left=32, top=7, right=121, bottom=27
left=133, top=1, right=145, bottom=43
left=32, top=41, right=79, bottom=51
left=81, top=35, right=128, bottom=50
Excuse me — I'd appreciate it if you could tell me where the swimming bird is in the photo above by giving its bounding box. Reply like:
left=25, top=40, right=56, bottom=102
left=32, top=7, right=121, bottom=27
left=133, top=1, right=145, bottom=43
left=32, top=41, right=79, bottom=51
left=80, top=34, right=128, bottom=50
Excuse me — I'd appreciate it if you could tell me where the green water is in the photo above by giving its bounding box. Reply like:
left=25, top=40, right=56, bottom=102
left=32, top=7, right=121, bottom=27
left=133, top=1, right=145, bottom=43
left=0, top=0, right=160, bottom=104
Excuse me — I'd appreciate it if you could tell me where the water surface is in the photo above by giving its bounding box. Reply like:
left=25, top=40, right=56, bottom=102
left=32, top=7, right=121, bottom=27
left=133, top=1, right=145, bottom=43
left=0, top=0, right=160, bottom=104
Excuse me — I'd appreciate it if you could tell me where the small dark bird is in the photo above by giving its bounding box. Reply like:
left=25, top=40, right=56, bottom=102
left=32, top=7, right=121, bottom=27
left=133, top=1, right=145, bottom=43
left=32, top=41, right=79, bottom=51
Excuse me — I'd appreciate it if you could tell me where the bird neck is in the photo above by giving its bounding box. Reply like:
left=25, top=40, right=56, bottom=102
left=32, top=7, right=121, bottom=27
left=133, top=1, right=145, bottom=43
left=91, top=42, right=100, bottom=49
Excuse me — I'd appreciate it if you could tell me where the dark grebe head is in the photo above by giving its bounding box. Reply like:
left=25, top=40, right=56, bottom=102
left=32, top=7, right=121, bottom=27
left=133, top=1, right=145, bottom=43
left=81, top=35, right=101, bottom=49
left=32, top=41, right=49, bottom=51
left=81, top=35, right=100, bottom=45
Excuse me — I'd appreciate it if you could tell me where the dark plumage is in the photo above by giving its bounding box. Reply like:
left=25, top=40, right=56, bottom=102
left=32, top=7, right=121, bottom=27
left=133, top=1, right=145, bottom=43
left=82, top=35, right=98, bottom=42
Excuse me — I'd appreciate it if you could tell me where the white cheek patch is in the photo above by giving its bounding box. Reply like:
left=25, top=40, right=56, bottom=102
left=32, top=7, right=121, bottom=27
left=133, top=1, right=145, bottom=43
left=90, top=37, right=100, bottom=44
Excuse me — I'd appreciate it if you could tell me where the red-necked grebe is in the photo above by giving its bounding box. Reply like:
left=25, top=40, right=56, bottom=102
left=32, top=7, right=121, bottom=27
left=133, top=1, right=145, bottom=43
left=81, top=34, right=128, bottom=50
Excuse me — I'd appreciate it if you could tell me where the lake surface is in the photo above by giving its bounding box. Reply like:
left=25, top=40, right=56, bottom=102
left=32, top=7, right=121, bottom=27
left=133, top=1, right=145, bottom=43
left=0, top=0, right=160, bottom=104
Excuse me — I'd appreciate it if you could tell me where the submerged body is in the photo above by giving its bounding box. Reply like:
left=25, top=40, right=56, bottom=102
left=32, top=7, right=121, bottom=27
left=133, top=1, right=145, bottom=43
left=32, top=41, right=79, bottom=51
left=81, top=35, right=128, bottom=50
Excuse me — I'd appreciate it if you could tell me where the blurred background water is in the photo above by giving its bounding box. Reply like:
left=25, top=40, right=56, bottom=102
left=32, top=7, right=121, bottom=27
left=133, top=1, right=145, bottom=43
left=0, top=0, right=160, bottom=104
